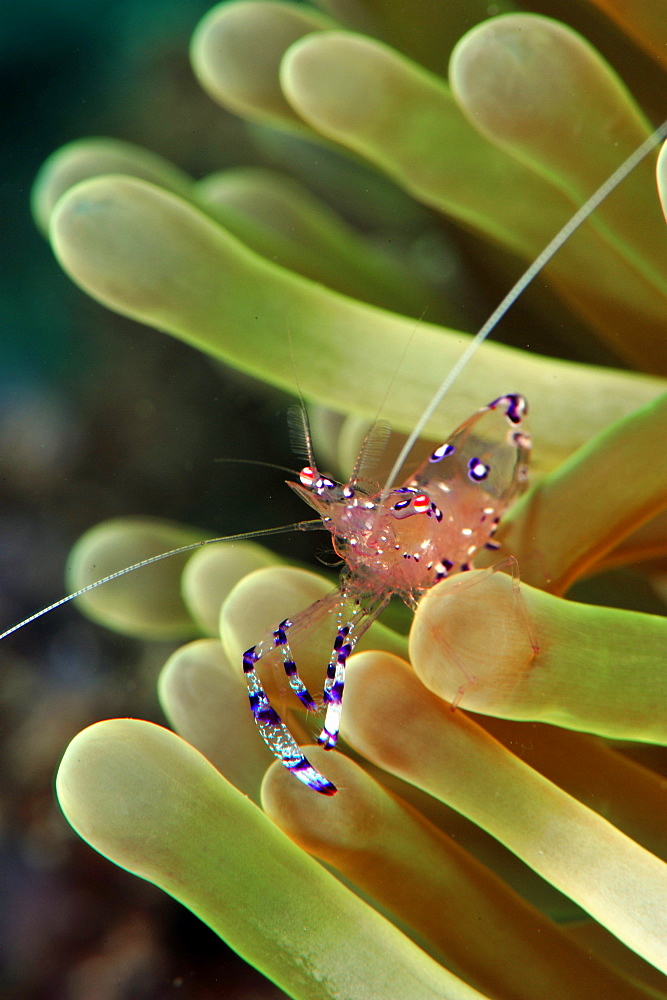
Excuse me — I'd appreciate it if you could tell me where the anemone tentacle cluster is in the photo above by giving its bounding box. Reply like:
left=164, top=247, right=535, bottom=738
left=30, top=2, right=667, bottom=997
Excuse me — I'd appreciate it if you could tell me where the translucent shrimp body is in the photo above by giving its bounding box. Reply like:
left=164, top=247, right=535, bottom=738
left=294, top=395, right=529, bottom=602
left=242, top=395, right=531, bottom=794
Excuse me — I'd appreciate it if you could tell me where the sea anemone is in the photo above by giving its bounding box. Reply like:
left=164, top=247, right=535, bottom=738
left=28, top=2, right=667, bottom=997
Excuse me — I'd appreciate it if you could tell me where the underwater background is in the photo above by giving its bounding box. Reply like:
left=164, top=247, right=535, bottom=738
left=2, top=1, right=299, bottom=996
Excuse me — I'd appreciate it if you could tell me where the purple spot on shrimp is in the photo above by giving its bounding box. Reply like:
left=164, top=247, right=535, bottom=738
left=498, top=393, right=528, bottom=424
left=290, top=758, right=337, bottom=795
left=508, top=394, right=527, bottom=423
left=317, top=729, right=338, bottom=751
left=333, top=627, right=350, bottom=650
left=297, top=690, right=318, bottom=711
left=291, top=758, right=312, bottom=773
left=283, top=659, right=296, bottom=676
left=491, top=393, right=527, bottom=424
left=243, top=647, right=259, bottom=672
left=429, top=442, right=455, bottom=462
left=323, top=683, right=344, bottom=705
left=273, top=628, right=287, bottom=646
left=250, top=696, right=281, bottom=726
left=442, top=558, right=454, bottom=572
left=257, top=707, right=282, bottom=725
left=485, top=540, right=501, bottom=550
left=393, top=498, right=411, bottom=510
left=468, top=458, right=490, bottom=482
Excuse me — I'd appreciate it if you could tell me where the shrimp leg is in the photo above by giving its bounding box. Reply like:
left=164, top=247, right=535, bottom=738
left=242, top=643, right=336, bottom=794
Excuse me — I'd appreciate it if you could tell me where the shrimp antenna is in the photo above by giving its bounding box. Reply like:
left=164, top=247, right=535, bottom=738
left=350, top=307, right=429, bottom=486
left=287, top=403, right=316, bottom=467
left=384, top=120, right=667, bottom=493
left=285, top=320, right=318, bottom=469
left=350, top=419, right=392, bottom=485
left=0, top=519, right=322, bottom=642
left=214, top=456, right=300, bottom=476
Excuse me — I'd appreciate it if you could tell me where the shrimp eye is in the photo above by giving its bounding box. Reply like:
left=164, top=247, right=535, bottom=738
left=412, top=494, right=430, bottom=513
left=299, top=466, right=316, bottom=487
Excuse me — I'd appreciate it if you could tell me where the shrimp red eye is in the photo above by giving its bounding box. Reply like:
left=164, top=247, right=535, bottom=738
left=299, top=467, right=316, bottom=487
left=412, top=494, right=430, bottom=513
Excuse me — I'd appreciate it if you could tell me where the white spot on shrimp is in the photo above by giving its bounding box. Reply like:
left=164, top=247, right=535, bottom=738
left=429, top=443, right=455, bottom=462
left=468, top=458, right=490, bottom=482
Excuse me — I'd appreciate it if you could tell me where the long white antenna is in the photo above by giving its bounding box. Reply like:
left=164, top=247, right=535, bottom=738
left=0, top=520, right=321, bottom=642
left=384, top=120, right=667, bottom=492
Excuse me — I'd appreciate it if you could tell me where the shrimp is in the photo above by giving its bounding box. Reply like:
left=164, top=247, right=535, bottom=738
left=243, top=394, right=530, bottom=793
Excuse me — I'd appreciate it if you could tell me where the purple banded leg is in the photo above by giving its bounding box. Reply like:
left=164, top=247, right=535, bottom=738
left=317, top=625, right=355, bottom=751
left=243, top=645, right=336, bottom=795
left=272, top=618, right=318, bottom=711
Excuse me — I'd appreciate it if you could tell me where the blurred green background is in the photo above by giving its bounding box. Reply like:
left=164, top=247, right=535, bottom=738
left=0, top=1, right=297, bottom=996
